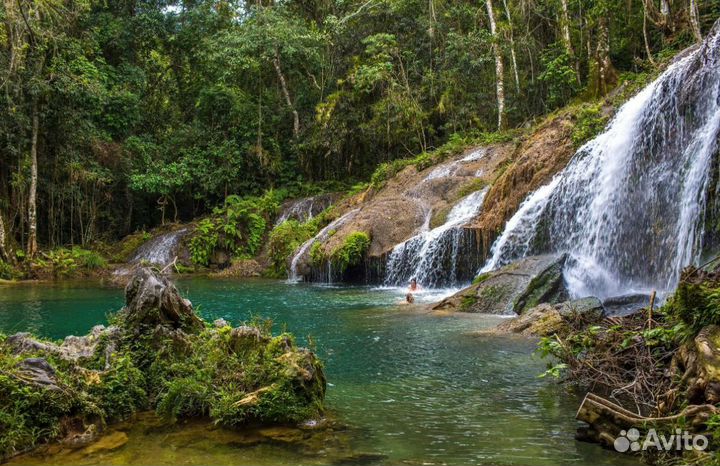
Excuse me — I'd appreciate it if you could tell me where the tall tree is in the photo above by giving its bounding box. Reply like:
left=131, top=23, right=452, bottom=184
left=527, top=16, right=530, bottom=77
left=486, top=0, right=506, bottom=129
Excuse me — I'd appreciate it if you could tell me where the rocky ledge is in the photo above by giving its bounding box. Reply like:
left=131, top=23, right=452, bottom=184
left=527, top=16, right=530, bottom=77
left=0, top=268, right=326, bottom=460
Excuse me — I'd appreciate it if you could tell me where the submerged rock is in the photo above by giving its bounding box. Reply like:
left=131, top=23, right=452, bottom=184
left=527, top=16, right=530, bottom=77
left=434, top=254, right=569, bottom=314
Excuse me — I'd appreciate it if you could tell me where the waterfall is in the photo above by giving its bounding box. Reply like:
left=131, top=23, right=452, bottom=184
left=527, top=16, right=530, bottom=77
left=274, top=194, right=335, bottom=226
left=482, top=26, right=720, bottom=299
left=384, top=188, right=489, bottom=288
left=129, top=228, right=188, bottom=267
left=424, top=148, right=486, bottom=181
left=288, top=209, right=360, bottom=281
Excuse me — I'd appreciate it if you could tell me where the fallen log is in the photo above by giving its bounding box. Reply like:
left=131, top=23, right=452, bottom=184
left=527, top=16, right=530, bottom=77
left=575, top=393, right=718, bottom=446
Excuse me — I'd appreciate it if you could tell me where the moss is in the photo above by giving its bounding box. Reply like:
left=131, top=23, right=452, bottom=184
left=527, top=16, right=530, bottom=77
left=0, top=306, right=325, bottom=458
left=267, top=220, right=315, bottom=278
left=571, top=103, right=608, bottom=148
left=110, top=231, right=152, bottom=262
left=472, top=273, right=491, bottom=285
left=329, top=232, right=371, bottom=273
left=457, top=178, right=488, bottom=198
left=459, top=294, right=477, bottom=311
left=368, top=131, right=518, bottom=189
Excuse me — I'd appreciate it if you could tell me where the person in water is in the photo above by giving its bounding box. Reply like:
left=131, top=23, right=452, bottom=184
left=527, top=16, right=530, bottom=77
left=409, top=278, right=421, bottom=292
left=405, top=292, right=415, bottom=304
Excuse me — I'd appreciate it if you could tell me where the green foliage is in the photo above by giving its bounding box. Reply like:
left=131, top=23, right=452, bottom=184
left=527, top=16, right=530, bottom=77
left=32, top=247, right=108, bottom=278
left=189, top=191, right=282, bottom=266
left=571, top=103, right=609, bottom=148
left=267, top=220, right=315, bottom=277
left=0, top=0, right=703, bottom=254
left=0, top=260, right=16, bottom=280
left=88, top=354, right=147, bottom=421
left=662, top=275, right=720, bottom=336
left=539, top=45, right=580, bottom=109
left=329, top=232, right=371, bottom=273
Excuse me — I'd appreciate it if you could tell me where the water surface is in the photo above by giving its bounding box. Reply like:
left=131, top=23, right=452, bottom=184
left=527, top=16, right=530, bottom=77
left=0, top=278, right=638, bottom=465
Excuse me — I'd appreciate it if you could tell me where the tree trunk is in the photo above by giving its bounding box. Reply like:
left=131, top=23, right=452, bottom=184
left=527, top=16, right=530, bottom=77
left=689, top=0, right=702, bottom=42
left=486, top=0, right=506, bottom=130
left=272, top=50, right=300, bottom=139
left=559, top=0, right=581, bottom=83
left=501, top=0, right=520, bottom=93
left=594, top=16, right=617, bottom=96
left=27, top=102, right=39, bottom=258
left=659, top=0, right=670, bottom=27
left=643, top=5, right=657, bottom=65
left=0, top=209, right=10, bottom=262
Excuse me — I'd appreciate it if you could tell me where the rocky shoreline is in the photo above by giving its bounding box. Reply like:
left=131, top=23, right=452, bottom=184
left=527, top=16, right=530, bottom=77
left=0, top=268, right=326, bottom=461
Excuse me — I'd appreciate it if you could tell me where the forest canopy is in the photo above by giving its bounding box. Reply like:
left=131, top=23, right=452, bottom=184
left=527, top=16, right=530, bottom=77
left=0, top=0, right=717, bottom=257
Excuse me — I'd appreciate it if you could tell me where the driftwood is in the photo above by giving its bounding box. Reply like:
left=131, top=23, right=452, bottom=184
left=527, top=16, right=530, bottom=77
left=576, top=393, right=717, bottom=446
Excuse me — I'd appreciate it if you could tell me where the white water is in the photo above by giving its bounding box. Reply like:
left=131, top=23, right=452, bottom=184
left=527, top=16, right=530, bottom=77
left=424, top=148, right=486, bottom=181
left=274, top=194, right=334, bottom=226
left=130, top=228, right=188, bottom=266
left=288, top=209, right=360, bottom=281
left=483, top=27, right=720, bottom=299
left=384, top=188, right=489, bottom=287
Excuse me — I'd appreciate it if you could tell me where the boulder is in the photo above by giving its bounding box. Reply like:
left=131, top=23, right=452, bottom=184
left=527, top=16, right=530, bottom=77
left=121, top=267, right=203, bottom=333
left=434, top=254, right=569, bottom=314
left=493, top=297, right=604, bottom=337
left=16, top=358, right=60, bottom=390
left=7, top=325, right=119, bottom=367
left=602, top=293, right=650, bottom=317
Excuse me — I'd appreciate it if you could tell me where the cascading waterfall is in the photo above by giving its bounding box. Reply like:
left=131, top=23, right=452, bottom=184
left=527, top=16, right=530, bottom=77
left=424, top=148, right=486, bottom=181
left=288, top=209, right=360, bottom=281
left=482, top=26, right=720, bottom=299
left=384, top=188, right=489, bottom=287
left=274, top=194, right=334, bottom=226
left=129, top=228, right=188, bottom=266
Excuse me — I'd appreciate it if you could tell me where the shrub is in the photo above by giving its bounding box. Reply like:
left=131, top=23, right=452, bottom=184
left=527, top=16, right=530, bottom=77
left=571, top=103, right=608, bottom=147
left=330, top=231, right=371, bottom=273
left=267, top=220, right=315, bottom=277
left=188, top=190, right=283, bottom=266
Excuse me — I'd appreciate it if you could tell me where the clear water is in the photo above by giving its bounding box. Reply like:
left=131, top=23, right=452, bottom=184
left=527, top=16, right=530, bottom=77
left=0, top=279, right=639, bottom=465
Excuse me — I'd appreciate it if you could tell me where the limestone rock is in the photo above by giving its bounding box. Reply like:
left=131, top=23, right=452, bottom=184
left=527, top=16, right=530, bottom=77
left=434, top=254, right=569, bottom=314
left=493, top=297, right=604, bottom=337
left=16, top=358, right=60, bottom=390
left=602, top=294, right=650, bottom=317
left=7, top=325, right=120, bottom=367
left=122, top=267, right=203, bottom=333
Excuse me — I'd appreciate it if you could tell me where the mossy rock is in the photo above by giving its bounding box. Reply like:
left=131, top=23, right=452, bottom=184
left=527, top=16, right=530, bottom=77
left=0, top=268, right=327, bottom=459
left=433, top=254, right=569, bottom=314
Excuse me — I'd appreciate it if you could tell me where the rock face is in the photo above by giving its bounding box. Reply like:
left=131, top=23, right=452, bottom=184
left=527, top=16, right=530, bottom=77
left=6, top=324, right=119, bottom=367
left=601, top=294, right=650, bottom=317
left=121, top=267, right=204, bottom=333
left=433, top=254, right=568, bottom=314
left=292, top=145, right=514, bottom=282
left=471, top=113, right=577, bottom=255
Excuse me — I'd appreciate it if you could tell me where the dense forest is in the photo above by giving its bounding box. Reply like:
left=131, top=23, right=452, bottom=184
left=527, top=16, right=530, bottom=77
left=0, top=0, right=718, bottom=259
